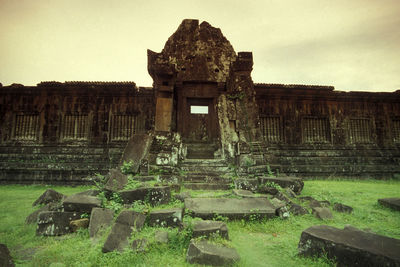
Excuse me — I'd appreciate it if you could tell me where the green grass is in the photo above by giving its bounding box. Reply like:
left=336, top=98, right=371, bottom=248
left=0, top=180, right=399, bottom=266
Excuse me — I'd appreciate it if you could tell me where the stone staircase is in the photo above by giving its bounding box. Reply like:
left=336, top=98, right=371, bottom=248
left=181, top=142, right=233, bottom=190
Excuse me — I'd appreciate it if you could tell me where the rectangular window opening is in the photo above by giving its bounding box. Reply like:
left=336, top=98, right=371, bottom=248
left=190, top=105, right=208, bottom=114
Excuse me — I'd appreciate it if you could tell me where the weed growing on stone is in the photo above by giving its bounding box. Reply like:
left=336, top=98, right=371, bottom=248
left=120, top=160, right=135, bottom=175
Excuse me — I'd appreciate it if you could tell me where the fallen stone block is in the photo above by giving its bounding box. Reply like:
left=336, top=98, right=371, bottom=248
left=256, top=185, right=278, bottom=195
left=298, top=196, right=316, bottom=202
left=119, top=186, right=171, bottom=206
left=89, top=208, right=114, bottom=239
left=192, top=220, right=229, bottom=239
left=155, top=231, right=169, bottom=243
left=258, top=176, right=304, bottom=194
left=63, top=194, right=101, bottom=214
left=275, top=192, right=292, bottom=204
left=184, top=198, right=276, bottom=220
left=333, top=203, right=353, bottom=213
left=234, top=178, right=258, bottom=191
left=319, top=200, right=330, bottom=207
left=289, top=204, right=309, bottom=216
left=75, top=190, right=100, bottom=197
left=186, top=240, right=240, bottom=266
left=70, top=218, right=89, bottom=232
left=0, top=243, right=14, bottom=267
left=102, top=210, right=146, bottom=253
left=312, top=207, right=333, bottom=220
left=119, top=133, right=153, bottom=173
left=131, top=238, right=148, bottom=253
left=148, top=208, right=183, bottom=227
left=285, top=188, right=297, bottom=198
left=378, top=198, right=400, bottom=211
left=33, top=189, right=65, bottom=206
left=174, top=191, right=191, bottom=202
left=232, top=189, right=257, bottom=198
left=270, top=198, right=286, bottom=210
left=26, top=202, right=62, bottom=224
left=104, top=168, right=128, bottom=192
left=36, top=211, right=82, bottom=236
left=308, top=200, right=322, bottom=209
left=298, top=225, right=400, bottom=266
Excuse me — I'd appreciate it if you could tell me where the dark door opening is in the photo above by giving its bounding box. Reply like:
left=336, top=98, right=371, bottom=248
left=183, top=98, right=216, bottom=143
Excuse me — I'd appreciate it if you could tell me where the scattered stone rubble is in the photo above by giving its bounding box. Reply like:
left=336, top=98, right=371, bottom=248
left=23, top=172, right=399, bottom=266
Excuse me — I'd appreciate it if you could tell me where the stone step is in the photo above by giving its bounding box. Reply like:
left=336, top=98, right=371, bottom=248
left=184, top=174, right=229, bottom=183
left=183, top=183, right=231, bottom=190
left=180, top=166, right=231, bottom=173
left=181, top=158, right=227, bottom=165
left=186, top=152, right=214, bottom=159
left=272, top=156, right=400, bottom=165
left=185, top=143, right=218, bottom=159
left=279, top=164, right=400, bottom=173
left=267, top=149, right=400, bottom=158
left=0, top=145, right=125, bottom=155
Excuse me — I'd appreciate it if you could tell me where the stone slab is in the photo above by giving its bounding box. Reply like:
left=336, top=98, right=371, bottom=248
left=232, top=189, right=258, bottom=198
left=378, top=198, right=400, bottom=211
left=33, top=189, right=65, bottom=206
left=63, top=194, right=101, bottom=213
left=148, top=208, right=183, bottom=227
left=26, top=202, right=62, bottom=224
left=333, top=203, right=353, bottom=213
left=36, top=211, right=82, bottom=236
left=104, top=168, right=128, bottom=192
left=187, top=240, right=240, bottom=266
left=70, top=218, right=89, bottom=232
left=184, top=198, right=276, bottom=220
left=119, top=186, right=171, bottom=206
left=312, top=207, right=333, bottom=220
left=298, top=225, right=400, bottom=266
left=192, top=220, right=229, bottom=239
left=89, top=208, right=114, bottom=239
left=102, top=210, right=146, bottom=253
left=119, top=133, right=153, bottom=172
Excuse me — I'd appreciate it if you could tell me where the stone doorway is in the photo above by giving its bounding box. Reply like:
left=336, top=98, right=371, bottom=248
left=183, top=98, right=216, bottom=143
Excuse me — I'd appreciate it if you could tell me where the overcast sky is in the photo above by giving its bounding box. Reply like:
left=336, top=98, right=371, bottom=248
left=1, top=0, right=399, bottom=92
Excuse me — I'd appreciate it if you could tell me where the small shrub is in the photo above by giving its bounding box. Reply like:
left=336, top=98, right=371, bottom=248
left=120, top=160, right=135, bottom=175
left=264, top=181, right=283, bottom=191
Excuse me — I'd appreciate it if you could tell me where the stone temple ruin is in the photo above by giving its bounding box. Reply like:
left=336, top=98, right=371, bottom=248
left=1, top=19, right=400, bottom=185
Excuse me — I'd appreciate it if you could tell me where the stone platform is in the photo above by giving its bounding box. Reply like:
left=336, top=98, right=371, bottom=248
left=184, top=198, right=276, bottom=220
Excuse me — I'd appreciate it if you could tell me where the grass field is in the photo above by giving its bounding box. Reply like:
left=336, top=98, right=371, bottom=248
left=0, top=179, right=399, bottom=266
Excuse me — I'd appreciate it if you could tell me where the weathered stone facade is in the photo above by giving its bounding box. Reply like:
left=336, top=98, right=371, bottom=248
left=1, top=19, right=399, bottom=184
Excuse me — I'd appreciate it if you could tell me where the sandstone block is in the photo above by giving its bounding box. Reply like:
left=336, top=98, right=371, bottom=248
left=33, top=189, right=65, bottom=206
left=186, top=240, right=240, bottom=266
left=63, top=194, right=101, bottom=214
left=298, top=225, right=400, bottom=266
left=102, top=210, right=146, bottom=253
left=36, top=211, right=82, bottom=236
left=148, top=208, right=183, bottom=227
left=89, top=208, right=114, bottom=239
left=192, top=220, right=229, bottom=239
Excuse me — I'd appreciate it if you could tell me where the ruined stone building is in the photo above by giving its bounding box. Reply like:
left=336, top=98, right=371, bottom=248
left=1, top=19, right=400, bottom=184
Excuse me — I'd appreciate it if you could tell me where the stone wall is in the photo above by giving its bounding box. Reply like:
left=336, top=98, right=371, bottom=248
left=255, top=84, right=400, bottom=178
left=0, top=82, right=154, bottom=184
